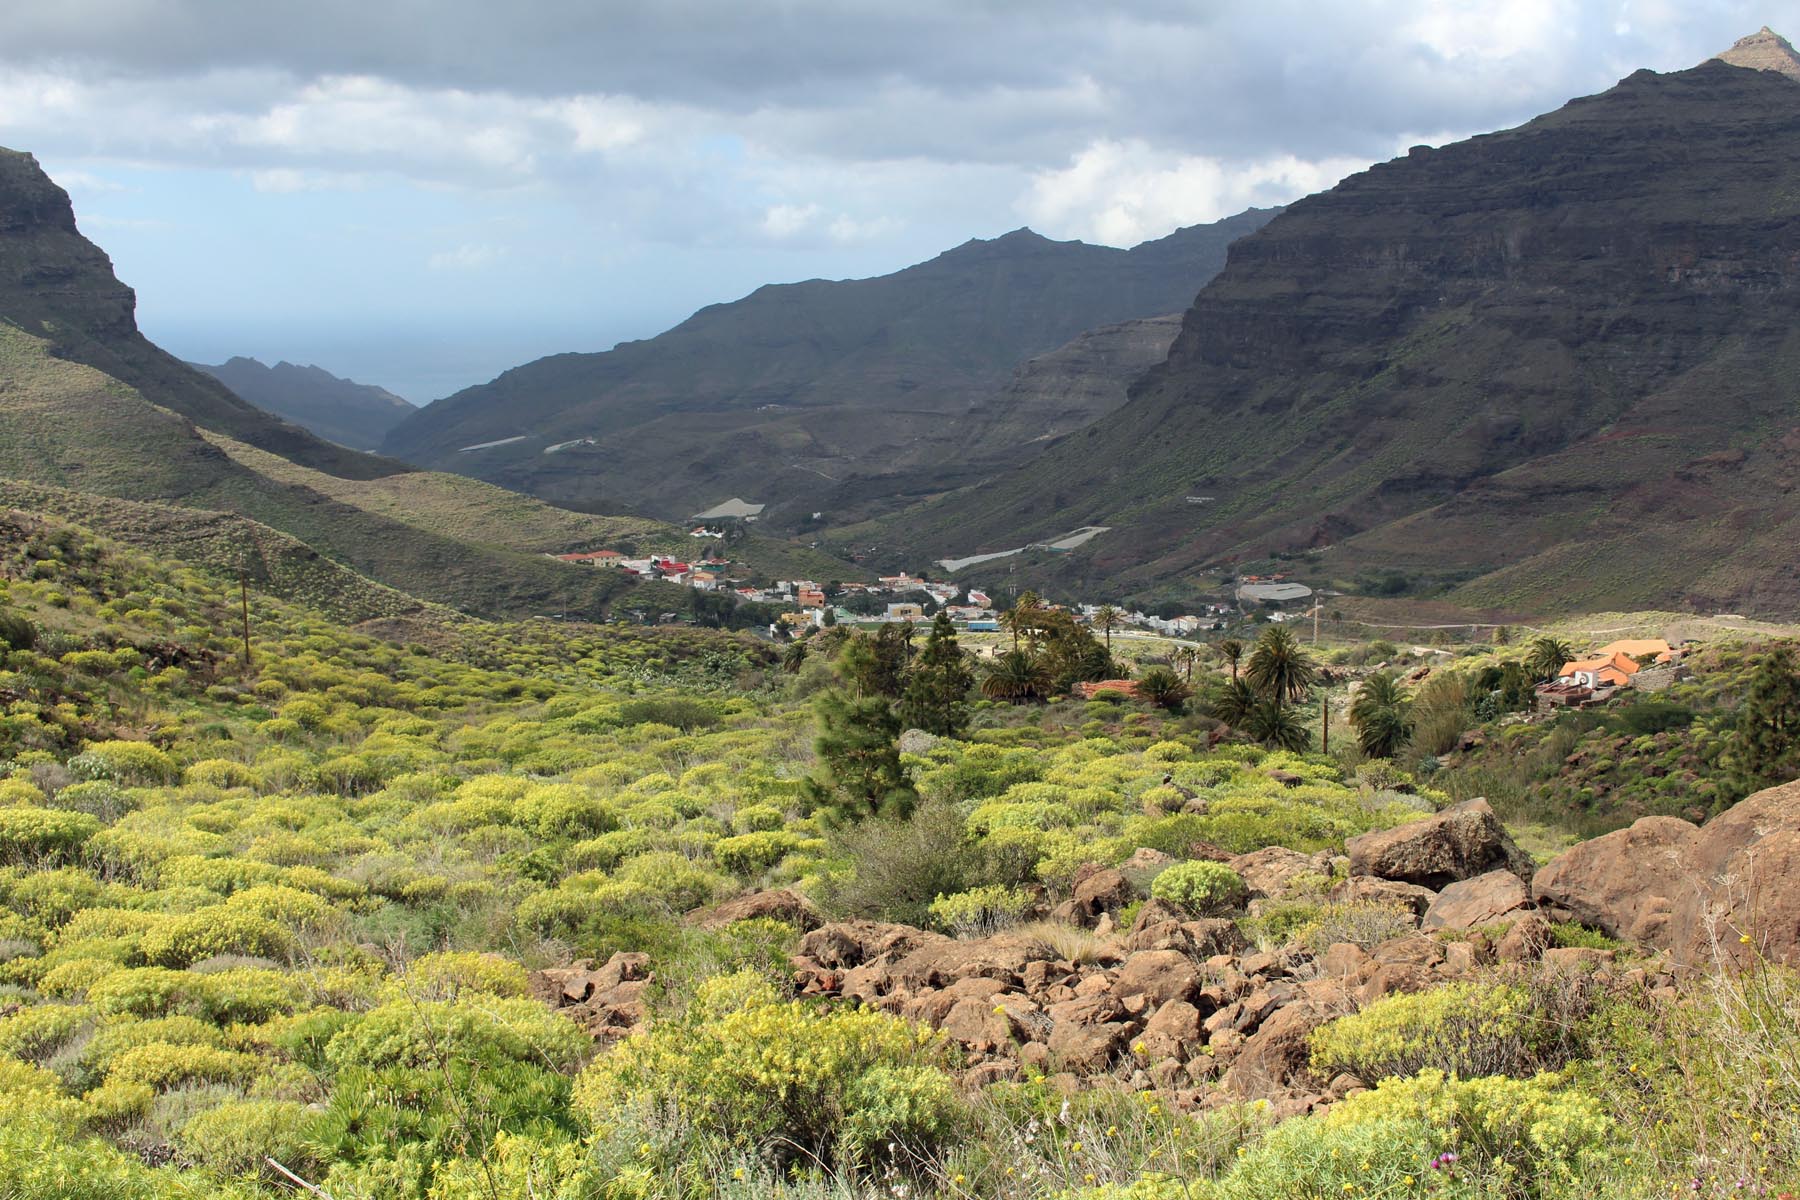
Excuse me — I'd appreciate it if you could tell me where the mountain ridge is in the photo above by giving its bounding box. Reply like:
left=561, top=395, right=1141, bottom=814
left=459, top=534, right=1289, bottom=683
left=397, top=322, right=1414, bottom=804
left=381, top=207, right=1281, bottom=524
left=865, top=54, right=1800, bottom=616
left=192, top=355, right=416, bottom=451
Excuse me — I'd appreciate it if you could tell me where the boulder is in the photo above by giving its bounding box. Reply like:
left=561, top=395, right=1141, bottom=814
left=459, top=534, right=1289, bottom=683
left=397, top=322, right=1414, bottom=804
left=1533, top=781, right=1800, bottom=968
left=692, top=888, right=821, bottom=931
left=1138, top=999, right=1203, bottom=1060
left=1070, top=866, right=1135, bottom=916
left=795, top=921, right=950, bottom=971
left=1223, top=1002, right=1328, bottom=1099
left=1048, top=1018, right=1130, bottom=1073
left=1329, top=876, right=1437, bottom=918
left=1345, top=798, right=1535, bottom=888
left=1422, top=870, right=1531, bottom=931
left=1228, top=847, right=1328, bottom=898
left=1112, top=950, right=1203, bottom=1008
left=1496, top=912, right=1553, bottom=964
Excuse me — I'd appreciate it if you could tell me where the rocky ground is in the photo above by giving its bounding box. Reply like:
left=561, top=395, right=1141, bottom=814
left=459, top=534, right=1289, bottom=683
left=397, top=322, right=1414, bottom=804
left=533, top=782, right=1800, bottom=1118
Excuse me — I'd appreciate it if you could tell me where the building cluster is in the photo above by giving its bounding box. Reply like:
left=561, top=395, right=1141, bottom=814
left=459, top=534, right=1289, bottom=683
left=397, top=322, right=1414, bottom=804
left=1535, top=638, right=1689, bottom=710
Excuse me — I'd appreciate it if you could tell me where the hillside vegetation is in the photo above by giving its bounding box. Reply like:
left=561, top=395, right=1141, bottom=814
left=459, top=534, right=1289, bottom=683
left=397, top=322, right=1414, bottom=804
left=0, top=512, right=1794, bottom=1198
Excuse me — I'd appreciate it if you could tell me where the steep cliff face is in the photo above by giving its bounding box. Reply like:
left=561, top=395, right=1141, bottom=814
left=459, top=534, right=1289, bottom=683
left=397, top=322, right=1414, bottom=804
left=954, top=314, right=1183, bottom=462
left=381, top=209, right=1278, bottom=523
left=885, top=58, right=1800, bottom=614
left=0, top=148, right=401, bottom=480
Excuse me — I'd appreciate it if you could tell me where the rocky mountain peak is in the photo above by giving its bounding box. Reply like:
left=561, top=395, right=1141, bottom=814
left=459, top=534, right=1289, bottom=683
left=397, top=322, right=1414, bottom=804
left=1712, top=26, right=1800, bottom=81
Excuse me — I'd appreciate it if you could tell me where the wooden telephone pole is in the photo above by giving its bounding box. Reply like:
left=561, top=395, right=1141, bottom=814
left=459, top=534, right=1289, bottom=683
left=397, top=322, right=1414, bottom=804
left=239, top=572, right=253, bottom=671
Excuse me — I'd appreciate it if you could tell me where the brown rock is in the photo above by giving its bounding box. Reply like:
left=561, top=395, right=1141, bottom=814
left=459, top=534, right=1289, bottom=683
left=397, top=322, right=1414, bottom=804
left=1138, top=999, right=1203, bottom=1060
left=692, top=888, right=821, bottom=931
left=1329, top=876, right=1438, bottom=918
left=795, top=921, right=951, bottom=971
left=1113, top=950, right=1203, bottom=1008
left=1049, top=1019, right=1129, bottom=1072
left=1422, top=870, right=1531, bottom=931
left=1497, top=912, right=1553, bottom=963
left=1128, top=897, right=1189, bottom=936
left=1370, top=935, right=1445, bottom=968
left=1534, top=782, right=1800, bottom=968
left=1318, top=942, right=1372, bottom=979
left=1345, top=799, right=1535, bottom=888
left=1229, top=847, right=1328, bottom=897
left=1071, top=866, right=1135, bottom=915
left=1223, top=1003, right=1327, bottom=1099
left=1181, top=919, right=1250, bottom=957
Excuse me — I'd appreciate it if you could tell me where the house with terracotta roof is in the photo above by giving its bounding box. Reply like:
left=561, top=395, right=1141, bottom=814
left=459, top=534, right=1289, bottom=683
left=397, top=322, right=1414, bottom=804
left=553, top=549, right=624, bottom=564
left=1595, top=638, right=1677, bottom=665
left=1558, top=651, right=1641, bottom=690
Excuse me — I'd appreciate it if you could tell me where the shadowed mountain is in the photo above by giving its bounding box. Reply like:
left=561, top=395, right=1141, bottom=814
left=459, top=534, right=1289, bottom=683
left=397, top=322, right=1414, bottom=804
left=0, top=148, right=835, bottom=617
left=381, top=210, right=1279, bottom=525
left=0, top=148, right=396, bottom=481
left=869, top=46, right=1800, bottom=617
left=192, top=356, right=417, bottom=451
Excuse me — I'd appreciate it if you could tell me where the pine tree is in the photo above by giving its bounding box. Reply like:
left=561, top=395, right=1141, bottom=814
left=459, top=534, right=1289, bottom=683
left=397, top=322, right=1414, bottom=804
left=810, top=689, right=911, bottom=820
left=1731, top=646, right=1800, bottom=799
left=898, top=612, right=974, bottom=736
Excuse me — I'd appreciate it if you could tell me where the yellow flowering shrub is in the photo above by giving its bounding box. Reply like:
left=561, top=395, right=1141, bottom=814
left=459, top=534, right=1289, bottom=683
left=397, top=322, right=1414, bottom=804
left=574, top=971, right=964, bottom=1168
left=1310, top=979, right=1581, bottom=1083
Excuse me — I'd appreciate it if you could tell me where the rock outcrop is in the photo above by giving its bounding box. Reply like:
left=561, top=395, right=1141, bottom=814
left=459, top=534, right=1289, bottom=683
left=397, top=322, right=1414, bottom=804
left=530, top=951, right=653, bottom=1041
left=1534, top=779, right=1800, bottom=967
left=1346, top=799, right=1535, bottom=889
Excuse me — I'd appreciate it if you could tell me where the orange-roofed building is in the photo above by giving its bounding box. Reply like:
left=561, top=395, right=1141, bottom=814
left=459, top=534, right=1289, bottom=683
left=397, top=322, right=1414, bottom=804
left=1558, top=651, right=1641, bottom=689
left=1596, top=638, right=1676, bottom=664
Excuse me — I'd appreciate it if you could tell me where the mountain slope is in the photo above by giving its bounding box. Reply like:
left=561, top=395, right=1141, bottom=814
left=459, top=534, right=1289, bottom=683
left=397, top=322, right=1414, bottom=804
left=873, top=54, right=1800, bottom=616
left=382, top=210, right=1278, bottom=524
left=192, top=356, right=416, bottom=451
left=0, top=148, right=398, bottom=481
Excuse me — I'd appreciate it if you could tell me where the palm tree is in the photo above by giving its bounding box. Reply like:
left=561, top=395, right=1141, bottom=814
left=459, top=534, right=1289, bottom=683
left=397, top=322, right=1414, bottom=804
left=1135, top=666, right=1192, bottom=711
left=1091, top=605, right=1124, bottom=655
left=1242, top=697, right=1312, bottom=751
left=1349, top=671, right=1413, bottom=759
left=1527, top=636, right=1575, bottom=682
left=1171, top=645, right=1201, bottom=683
left=1214, top=639, right=1246, bottom=681
left=1206, top=677, right=1259, bottom=727
left=980, top=649, right=1051, bottom=702
left=999, top=591, right=1044, bottom=651
left=1245, top=626, right=1317, bottom=709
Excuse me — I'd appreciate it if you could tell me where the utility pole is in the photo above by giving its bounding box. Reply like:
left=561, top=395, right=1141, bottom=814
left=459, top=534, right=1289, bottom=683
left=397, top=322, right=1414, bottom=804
left=1313, top=602, right=1321, bottom=646
left=1321, top=685, right=1329, bottom=755
left=239, top=572, right=252, bottom=671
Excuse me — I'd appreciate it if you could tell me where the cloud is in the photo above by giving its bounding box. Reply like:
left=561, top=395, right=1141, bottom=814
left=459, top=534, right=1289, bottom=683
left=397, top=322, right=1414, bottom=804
left=427, top=242, right=505, bottom=271
left=1021, top=140, right=1377, bottom=245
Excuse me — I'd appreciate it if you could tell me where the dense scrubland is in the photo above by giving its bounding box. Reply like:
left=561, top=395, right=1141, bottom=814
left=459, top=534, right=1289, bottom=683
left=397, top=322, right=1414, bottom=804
left=1, top=512, right=1797, bottom=1199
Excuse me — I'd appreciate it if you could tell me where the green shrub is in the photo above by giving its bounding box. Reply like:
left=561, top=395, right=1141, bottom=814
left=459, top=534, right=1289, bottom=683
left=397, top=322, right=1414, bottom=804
left=573, top=972, right=962, bottom=1169
left=0, top=808, right=101, bottom=864
left=929, top=885, right=1033, bottom=938
left=713, top=830, right=805, bottom=875
left=176, top=1098, right=313, bottom=1180
left=1310, top=975, right=1594, bottom=1083
left=1148, top=861, right=1247, bottom=916
left=67, top=741, right=177, bottom=786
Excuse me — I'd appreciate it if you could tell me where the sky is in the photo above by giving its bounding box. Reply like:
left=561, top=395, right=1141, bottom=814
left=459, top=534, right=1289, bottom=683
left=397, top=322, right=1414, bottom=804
left=0, top=0, right=1791, bottom=402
